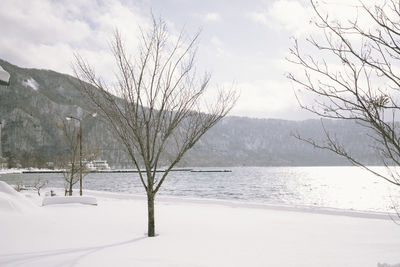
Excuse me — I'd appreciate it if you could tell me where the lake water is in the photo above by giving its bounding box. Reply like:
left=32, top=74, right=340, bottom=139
left=1, top=166, right=399, bottom=213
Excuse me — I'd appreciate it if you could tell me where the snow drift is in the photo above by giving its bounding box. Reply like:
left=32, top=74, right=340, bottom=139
left=42, top=196, right=98, bottom=206
left=0, top=181, right=36, bottom=213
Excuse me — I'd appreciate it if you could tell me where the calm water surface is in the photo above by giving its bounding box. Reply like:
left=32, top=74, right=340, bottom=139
left=1, top=166, right=399, bottom=213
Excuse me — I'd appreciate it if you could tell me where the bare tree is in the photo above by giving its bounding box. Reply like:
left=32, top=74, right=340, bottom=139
left=74, top=18, right=237, bottom=237
left=288, top=0, right=400, bottom=215
left=57, top=117, right=99, bottom=196
left=33, top=178, right=48, bottom=196
left=58, top=117, right=80, bottom=196
left=14, top=181, right=25, bottom=192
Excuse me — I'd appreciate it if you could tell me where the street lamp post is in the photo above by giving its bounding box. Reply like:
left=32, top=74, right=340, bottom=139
left=79, top=121, right=83, bottom=196
left=66, top=116, right=82, bottom=196
left=66, top=113, right=96, bottom=196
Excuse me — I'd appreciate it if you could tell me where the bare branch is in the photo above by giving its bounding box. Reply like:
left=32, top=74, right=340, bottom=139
left=73, top=17, right=237, bottom=236
left=289, top=0, right=400, bottom=217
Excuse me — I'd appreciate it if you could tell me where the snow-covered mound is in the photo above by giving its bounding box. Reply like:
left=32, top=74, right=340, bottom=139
left=0, top=181, right=36, bottom=213
left=42, top=196, right=97, bottom=206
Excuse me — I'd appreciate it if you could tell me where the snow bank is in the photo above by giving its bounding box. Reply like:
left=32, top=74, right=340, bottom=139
left=42, top=196, right=97, bottom=206
left=0, top=181, right=36, bottom=213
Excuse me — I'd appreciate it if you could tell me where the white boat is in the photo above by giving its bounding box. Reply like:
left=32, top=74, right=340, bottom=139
left=87, top=160, right=111, bottom=171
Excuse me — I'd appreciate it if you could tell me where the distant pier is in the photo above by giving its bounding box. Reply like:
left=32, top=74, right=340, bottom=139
left=22, top=170, right=63, bottom=174
left=190, top=170, right=232, bottom=173
left=21, top=168, right=231, bottom=174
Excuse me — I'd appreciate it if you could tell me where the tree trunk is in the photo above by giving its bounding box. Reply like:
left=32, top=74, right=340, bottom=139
left=79, top=126, right=82, bottom=196
left=147, top=193, right=155, bottom=237
left=69, top=172, right=73, bottom=196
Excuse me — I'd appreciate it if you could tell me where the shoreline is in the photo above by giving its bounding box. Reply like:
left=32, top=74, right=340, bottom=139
left=0, top=183, right=396, bottom=219
left=1, top=168, right=398, bottom=217
left=84, top=189, right=394, bottom=220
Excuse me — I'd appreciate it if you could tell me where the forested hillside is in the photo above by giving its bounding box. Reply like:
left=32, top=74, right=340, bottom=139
left=0, top=59, right=379, bottom=167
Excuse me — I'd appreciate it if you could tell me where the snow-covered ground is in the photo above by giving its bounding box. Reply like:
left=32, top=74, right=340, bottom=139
left=0, top=182, right=399, bottom=267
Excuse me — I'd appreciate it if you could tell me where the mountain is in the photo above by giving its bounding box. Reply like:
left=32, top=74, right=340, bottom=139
left=0, top=59, right=380, bottom=168
left=182, top=117, right=378, bottom=166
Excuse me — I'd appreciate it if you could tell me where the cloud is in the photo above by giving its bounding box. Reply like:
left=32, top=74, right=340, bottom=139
left=247, top=12, right=269, bottom=25
left=229, top=79, right=299, bottom=118
left=208, top=37, right=231, bottom=58
left=249, top=0, right=385, bottom=37
left=0, top=0, right=148, bottom=80
left=210, top=37, right=223, bottom=47
left=268, top=0, right=312, bottom=34
left=248, top=0, right=312, bottom=36
left=203, top=12, right=222, bottom=22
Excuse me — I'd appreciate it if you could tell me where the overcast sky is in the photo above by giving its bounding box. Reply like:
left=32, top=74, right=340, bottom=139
left=0, top=0, right=362, bottom=120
